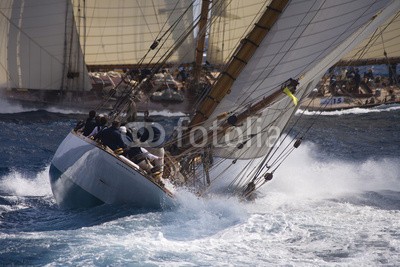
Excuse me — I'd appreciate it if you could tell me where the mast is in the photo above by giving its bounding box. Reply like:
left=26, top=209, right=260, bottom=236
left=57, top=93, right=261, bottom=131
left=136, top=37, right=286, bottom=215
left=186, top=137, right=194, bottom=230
left=193, top=0, right=210, bottom=82
left=189, top=0, right=289, bottom=127
left=15, top=0, right=24, bottom=89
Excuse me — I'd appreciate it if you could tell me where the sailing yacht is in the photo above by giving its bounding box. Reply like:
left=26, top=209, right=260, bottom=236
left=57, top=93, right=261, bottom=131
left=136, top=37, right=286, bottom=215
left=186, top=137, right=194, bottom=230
left=301, top=10, right=400, bottom=111
left=44, top=0, right=400, bottom=209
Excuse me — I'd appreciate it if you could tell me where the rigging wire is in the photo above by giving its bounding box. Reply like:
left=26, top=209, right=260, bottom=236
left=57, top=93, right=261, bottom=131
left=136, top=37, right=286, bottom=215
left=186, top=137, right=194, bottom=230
left=104, top=1, right=199, bottom=119
left=233, top=0, right=322, bottom=110
left=225, top=0, right=380, bottom=114
left=253, top=6, right=394, bottom=187
left=192, top=1, right=390, bottom=196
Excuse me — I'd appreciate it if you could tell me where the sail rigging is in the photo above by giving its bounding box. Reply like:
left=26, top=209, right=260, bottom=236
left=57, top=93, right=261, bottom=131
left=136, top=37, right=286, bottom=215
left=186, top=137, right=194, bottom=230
left=190, top=0, right=289, bottom=127
left=170, top=0, right=400, bottom=197
left=207, top=0, right=270, bottom=65
left=2, top=0, right=399, bottom=207
left=0, top=0, right=199, bottom=93
left=340, top=10, right=400, bottom=65
left=72, top=0, right=196, bottom=68
left=185, top=0, right=399, bottom=161
left=0, top=0, right=90, bottom=91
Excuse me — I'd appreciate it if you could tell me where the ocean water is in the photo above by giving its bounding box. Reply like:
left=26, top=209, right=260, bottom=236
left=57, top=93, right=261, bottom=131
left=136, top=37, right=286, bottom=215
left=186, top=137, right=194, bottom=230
left=0, top=100, right=400, bottom=266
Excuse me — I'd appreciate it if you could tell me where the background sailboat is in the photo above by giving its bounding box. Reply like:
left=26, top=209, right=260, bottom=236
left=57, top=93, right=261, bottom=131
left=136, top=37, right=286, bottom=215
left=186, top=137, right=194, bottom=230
left=301, top=10, right=400, bottom=111
left=0, top=0, right=197, bottom=111
left=0, top=0, right=89, bottom=96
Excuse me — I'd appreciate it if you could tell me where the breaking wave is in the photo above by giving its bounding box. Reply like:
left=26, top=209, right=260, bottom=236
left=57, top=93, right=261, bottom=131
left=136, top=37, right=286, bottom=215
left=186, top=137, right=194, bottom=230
left=0, top=167, right=52, bottom=197
left=1, top=140, right=397, bottom=207
left=0, top=99, right=85, bottom=115
left=0, top=99, right=37, bottom=114
left=268, top=141, right=400, bottom=200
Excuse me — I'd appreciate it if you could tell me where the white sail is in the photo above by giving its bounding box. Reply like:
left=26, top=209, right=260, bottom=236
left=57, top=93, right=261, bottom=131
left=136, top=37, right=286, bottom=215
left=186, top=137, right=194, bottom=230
left=207, top=0, right=269, bottom=65
left=73, top=0, right=196, bottom=66
left=203, top=0, right=399, bottom=159
left=342, top=11, right=400, bottom=63
left=2, top=0, right=90, bottom=91
left=0, top=0, right=13, bottom=89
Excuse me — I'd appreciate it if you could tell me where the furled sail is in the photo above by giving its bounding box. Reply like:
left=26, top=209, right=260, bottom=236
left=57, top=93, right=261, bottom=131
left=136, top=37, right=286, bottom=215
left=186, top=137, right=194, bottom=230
left=340, top=11, right=400, bottom=65
left=193, top=0, right=399, bottom=159
left=2, top=0, right=90, bottom=91
left=207, top=0, right=269, bottom=65
left=72, top=0, right=196, bottom=66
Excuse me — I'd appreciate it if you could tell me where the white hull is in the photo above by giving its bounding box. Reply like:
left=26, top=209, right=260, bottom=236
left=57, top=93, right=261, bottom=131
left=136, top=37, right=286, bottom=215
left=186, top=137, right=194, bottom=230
left=49, top=132, right=175, bottom=209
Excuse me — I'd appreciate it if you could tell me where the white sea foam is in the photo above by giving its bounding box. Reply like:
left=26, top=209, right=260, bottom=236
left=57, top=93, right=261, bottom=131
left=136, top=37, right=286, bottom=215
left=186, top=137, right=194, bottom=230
left=141, top=110, right=188, bottom=117
left=0, top=166, right=52, bottom=196
left=1, top=141, right=397, bottom=204
left=41, top=152, right=399, bottom=265
left=298, top=103, right=400, bottom=116
left=44, top=107, right=86, bottom=115
left=0, top=99, right=37, bottom=114
left=0, top=99, right=85, bottom=115
left=1, top=142, right=399, bottom=266
left=266, top=141, right=400, bottom=200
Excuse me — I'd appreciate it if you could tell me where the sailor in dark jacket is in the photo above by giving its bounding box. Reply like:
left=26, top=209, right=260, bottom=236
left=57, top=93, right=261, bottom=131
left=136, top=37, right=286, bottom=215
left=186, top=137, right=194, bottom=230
left=96, top=120, right=126, bottom=151
left=82, top=110, right=97, bottom=136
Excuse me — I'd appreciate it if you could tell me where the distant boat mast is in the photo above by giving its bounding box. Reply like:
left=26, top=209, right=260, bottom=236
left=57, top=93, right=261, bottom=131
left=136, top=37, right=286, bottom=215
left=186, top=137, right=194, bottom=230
left=194, top=0, right=210, bottom=82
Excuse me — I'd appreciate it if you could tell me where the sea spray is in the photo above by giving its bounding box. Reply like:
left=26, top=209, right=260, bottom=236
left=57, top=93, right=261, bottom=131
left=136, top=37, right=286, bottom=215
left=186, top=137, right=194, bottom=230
left=268, top=141, right=400, bottom=199
left=0, top=99, right=36, bottom=114
left=298, top=103, right=400, bottom=116
left=0, top=109, right=399, bottom=265
left=0, top=166, right=52, bottom=196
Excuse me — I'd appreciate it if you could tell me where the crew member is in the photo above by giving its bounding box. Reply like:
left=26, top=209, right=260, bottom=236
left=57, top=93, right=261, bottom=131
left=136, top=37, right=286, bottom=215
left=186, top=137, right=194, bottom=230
left=96, top=120, right=126, bottom=152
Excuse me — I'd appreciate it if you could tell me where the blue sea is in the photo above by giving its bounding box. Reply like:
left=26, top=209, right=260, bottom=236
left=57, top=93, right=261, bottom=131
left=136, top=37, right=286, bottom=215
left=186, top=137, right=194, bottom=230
left=1, top=99, right=400, bottom=266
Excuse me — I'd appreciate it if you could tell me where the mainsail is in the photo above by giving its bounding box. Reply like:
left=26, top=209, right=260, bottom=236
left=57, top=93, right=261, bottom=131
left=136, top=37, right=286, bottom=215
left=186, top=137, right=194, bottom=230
left=188, top=0, right=400, bottom=161
left=207, top=0, right=269, bottom=65
left=340, top=10, right=400, bottom=65
left=73, top=0, right=196, bottom=67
